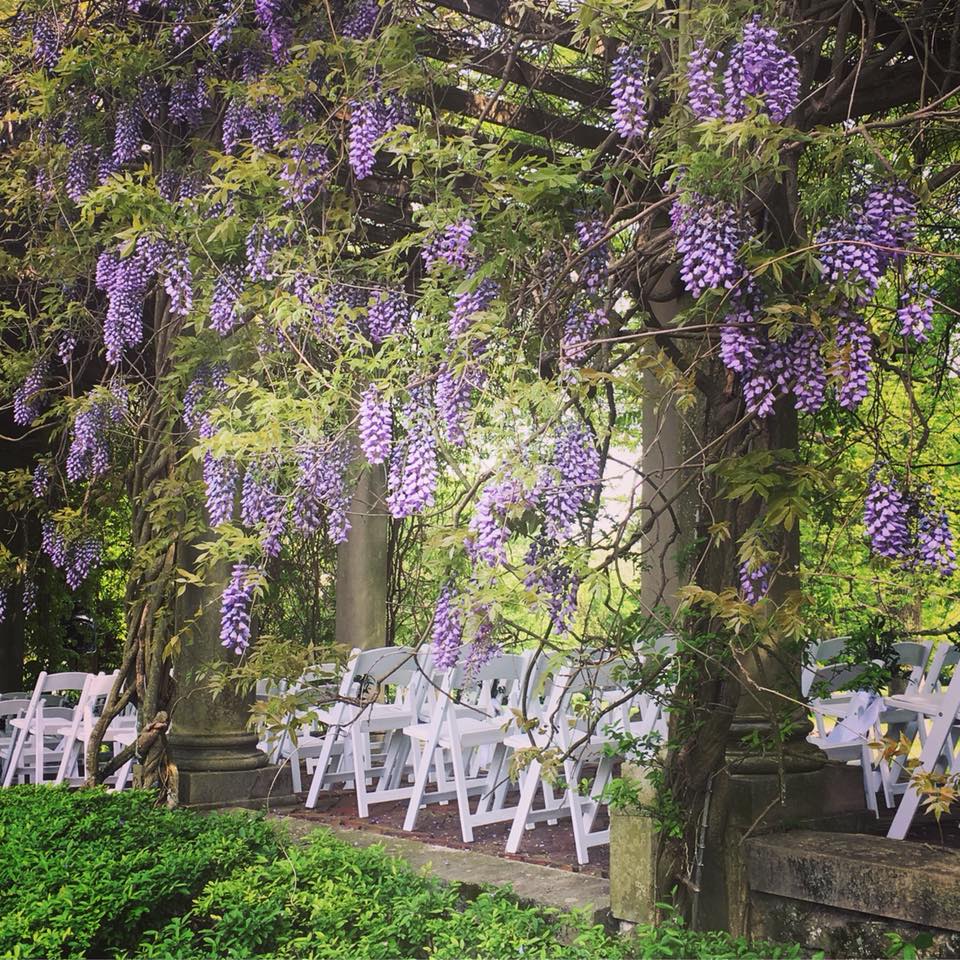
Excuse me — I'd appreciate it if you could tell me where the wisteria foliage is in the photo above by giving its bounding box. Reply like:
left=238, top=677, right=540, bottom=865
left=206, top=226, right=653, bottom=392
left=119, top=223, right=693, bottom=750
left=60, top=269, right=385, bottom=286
left=0, top=1, right=955, bottom=674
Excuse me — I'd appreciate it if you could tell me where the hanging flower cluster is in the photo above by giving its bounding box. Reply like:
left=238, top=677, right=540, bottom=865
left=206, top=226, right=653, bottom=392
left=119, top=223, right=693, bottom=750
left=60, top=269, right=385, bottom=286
left=863, top=466, right=956, bottom=576
left=686, top=17, right=800, bottom=123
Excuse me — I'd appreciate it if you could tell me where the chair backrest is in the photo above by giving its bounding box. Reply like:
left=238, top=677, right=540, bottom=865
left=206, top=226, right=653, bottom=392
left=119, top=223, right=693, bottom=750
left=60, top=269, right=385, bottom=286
left=334, top=647, right=426, bottom=723
left=82, top=672, right=122, bottom=731
left=801, top=637, right=850, bottom=697
left=637, top=634, right=678, bottom=657
left=346, top=646, right=418, bottom=689
left=918, top=643, right=960, bottom=695
left=0, top=699, right=31, bottom=735
left=0, top=692, right=30, bottom=701
left=452, top=652, right=528, bottom=689
left=537, top=659, right=625, bottom=730
left=893, top=641, right=932, bottom=693
left=41, top=672, right=91, bottom=695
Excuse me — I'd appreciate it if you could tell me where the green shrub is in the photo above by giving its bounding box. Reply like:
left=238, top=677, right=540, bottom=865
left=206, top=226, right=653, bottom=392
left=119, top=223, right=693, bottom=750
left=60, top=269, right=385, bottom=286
left=0, top=786, right=281, bottom=959
left=135, top=830, right=799, bottom=960
left=135, top=832, right=462, bottom=960
left=0, top=787, right=802, bottom=960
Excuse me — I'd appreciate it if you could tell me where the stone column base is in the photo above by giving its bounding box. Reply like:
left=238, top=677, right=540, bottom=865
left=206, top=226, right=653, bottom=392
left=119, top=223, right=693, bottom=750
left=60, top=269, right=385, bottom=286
left=175, top=762, right=298, bottom=811
left=609, top=762, right=872, bottom=932
left=696, top=762, right=872, bottom=935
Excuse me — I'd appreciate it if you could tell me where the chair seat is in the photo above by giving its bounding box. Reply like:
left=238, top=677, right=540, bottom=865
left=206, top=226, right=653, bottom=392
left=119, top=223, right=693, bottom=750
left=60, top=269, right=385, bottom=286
left=504, top=724, right=597, bottom=753
left=883, top=694, right=951, bottom=718
left=53, top=722, right=136, bottom=745
left=9, top=716, right=74, bottom=734
left=405, top=713, right=512, bottom=749
left=361, top=704, right=419, bottom=734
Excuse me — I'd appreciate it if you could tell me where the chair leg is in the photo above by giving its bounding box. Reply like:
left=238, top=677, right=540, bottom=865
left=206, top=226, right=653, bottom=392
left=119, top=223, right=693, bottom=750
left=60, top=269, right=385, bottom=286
left=351, top=724, right=370, bottom=818
left=403, top=731, right=443, bottom=832
left=859, top=743, right=878, bottom=816
left=477, top=744, right=505, bottom=814
left=305, top=725, right=341, bottom=808
left=115, top=755, right=134, bottom=791
left=889, top=709, right=958, bottom=839
left=2, top=720, right=29, bottom=788
left=289, top=749, right=302, bottom=794
left=34, top=726, right=43, bottom=785
left=506, top=760, right=542, bottom=854
left=565, top=759, right=590, bottom=865
left=448, top=734, right=475, bottom=843
left=586, top=757, right=614, bottom=831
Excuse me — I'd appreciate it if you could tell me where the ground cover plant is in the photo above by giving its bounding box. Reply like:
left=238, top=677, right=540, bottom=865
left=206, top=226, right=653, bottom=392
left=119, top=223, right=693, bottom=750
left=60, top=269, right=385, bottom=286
left=0, top=786, right=282, bottom=958
left=0, top=786, right=801, bottom=960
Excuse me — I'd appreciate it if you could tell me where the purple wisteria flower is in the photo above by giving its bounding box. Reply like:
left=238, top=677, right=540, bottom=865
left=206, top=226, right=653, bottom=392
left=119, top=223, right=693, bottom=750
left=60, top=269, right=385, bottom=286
left=574, top=216, right=608, bottom=294
left=723, top=16, right=800, bottom=123
left=831, top=312, right=872, bottom=410
left=341, top=0, right=380, bottom=39
left=431, top=582, right=463, bottom=669
left=524, top=539, right=579, bottom=635
left=359, top=384, right=392, bottom=465
left=422, top=220, right=474, bottom=272
left=686, top=41, right=722, bottom=119
left=916, top=494, right=956, bottom=577
left=210, top=267, right=245, bottom=335
left=610, top=47, right=647, bottom=139
left=897, top=283, right=934, bottom=342
left=32, top=463, right=51, bottom=498
left=13, top=360, right=50, bottom=427
left=449, top=278, right=499, bottom=338
left=292, top=440, right=352, bottom=543
left=739, top=559, right=771, bottom=604
left=537, top=422, right=601, bottom=541
left=671, top=193, right=746, bottom=298
left=241, top=461, right=286, bottom=557
left=220, top=563, right=259, bottom=655
left=864, top=469, right=913, bottom=560
left=467, top=475, right=527, bottom=566
left=387, top=389, right=438, bottom=519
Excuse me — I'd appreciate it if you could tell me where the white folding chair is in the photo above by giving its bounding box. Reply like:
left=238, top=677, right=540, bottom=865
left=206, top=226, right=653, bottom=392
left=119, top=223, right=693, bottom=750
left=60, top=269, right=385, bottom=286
left=878, top=643, right=960, bottom=812
left=401, top=652, right=536, bottom=842
left=53, top=672, right=136, bottom=790
left=2, top=672, right=90, bottom=787
left=255, top=677, right=289, bottom=764
left=0, top=699, right=32, bottom=783
left=304, top=647, right=428, bottom=815
left=886, top=646, right=960, bottom=839
left=805, top=640, right=932, bottom=815
left=281, top=665, right=343, bottom=792
left=503, top=658, right=631, bottom=864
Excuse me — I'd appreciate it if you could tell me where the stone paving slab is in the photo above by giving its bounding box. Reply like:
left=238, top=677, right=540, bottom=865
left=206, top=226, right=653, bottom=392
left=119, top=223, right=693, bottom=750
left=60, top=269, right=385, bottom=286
left=272, top=815, right=611, bottom=921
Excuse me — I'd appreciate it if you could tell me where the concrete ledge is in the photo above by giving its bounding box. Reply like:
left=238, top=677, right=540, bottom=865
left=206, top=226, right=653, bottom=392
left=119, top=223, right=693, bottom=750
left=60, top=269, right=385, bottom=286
left=746, top=830, right=960, bottom=933
left=275, top=817, right=611, bottom=922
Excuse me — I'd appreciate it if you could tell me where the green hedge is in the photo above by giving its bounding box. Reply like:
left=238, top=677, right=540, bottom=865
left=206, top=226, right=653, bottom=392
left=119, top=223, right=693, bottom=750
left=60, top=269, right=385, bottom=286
left=0, top=787, right=802, bottom=959
left=0, top=786, right=281, bottom=959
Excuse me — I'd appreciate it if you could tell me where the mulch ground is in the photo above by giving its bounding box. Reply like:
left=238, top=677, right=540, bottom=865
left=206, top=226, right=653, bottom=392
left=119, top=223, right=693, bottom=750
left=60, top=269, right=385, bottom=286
left=284, top=784, right=610, bottom=878
left=899, top=816, right=960, bottom=848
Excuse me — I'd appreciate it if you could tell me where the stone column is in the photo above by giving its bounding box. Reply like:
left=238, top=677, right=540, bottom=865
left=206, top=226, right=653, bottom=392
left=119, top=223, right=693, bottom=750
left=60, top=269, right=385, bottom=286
left=639, top=268, right=698, bottom=615
left=617, top=286, right=866, bottom=935
left=168, top=536, right=294, bottom=808
left=335, top=463, right=389, bottom=651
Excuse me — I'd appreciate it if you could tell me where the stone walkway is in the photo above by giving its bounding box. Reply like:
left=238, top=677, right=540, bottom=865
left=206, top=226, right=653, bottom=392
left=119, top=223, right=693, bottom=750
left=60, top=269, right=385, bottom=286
left=273, top=814, right=611, bottom=922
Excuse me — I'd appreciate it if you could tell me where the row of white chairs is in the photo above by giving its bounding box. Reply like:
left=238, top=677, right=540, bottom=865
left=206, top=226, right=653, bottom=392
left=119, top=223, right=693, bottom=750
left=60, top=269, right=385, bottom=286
left=804, top=637, right=960, bottom=837
left=260, top=639, right=675, bottom=864
left=1, top=671, right=136, bottom=789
